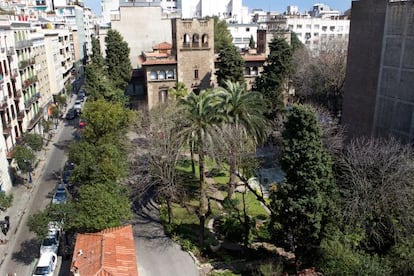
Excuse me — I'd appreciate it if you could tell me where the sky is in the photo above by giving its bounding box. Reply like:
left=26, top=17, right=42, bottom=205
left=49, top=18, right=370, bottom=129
left=243, top=0, right=353, bottom=13
left=83, top=0, right=353, bottom=16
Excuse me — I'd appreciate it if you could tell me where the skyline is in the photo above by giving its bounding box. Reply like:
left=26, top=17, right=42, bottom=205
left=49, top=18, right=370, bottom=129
left=83, top=0, right=353, bottom=16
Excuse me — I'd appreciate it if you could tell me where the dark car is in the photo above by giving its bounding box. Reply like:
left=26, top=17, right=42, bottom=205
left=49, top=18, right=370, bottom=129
left=52, top=184, right=68, bottom=204
left=65, top=109, right=77, bottom=120
left=64, top=160, right=75, bottom=171
left=62, top=170, right=71, bottom=185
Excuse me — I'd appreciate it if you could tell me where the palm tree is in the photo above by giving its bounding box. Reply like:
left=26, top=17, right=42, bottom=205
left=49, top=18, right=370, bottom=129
left=217, top=80, right=268, bottom=199
left=179, top=89, right=226, bottom=244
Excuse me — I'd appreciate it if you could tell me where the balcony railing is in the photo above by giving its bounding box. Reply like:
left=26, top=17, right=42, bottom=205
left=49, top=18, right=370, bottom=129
left=0, top=96, right=7, bottom=111
left=10, top=69, right=18, bottom=79
left=7, top=47, right=14, bottom=56
left=24, top=99, right=32, bottom=110
left=13, top=90, right=22, bottom=99
left=27, top=108, right=43, bottom=130
left=17, top=110, right=25, bottom=121
left=19, top=59, right=30, bottom=69
left=15, top=39, right=33, bottom=50
left=2, top=120, right=11, bottom=135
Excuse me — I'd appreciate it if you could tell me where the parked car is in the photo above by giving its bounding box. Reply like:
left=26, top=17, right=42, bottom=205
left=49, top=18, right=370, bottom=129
left=78, top=120, right=87, bottom=128
left=64, top=160, right=75, bottom=171
left=52, top=184, right=68, bottom=204
left=62, top=170, right=71, bottom=185
left=73, top=100, right=82, bottom=112
left=40, top=224, right=60, bottom=255
left=65, top=108, right=77, bottom=120
left=32, top=252, right=57, bottom=276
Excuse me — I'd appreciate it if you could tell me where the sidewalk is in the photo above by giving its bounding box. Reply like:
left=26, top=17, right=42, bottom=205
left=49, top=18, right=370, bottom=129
left=0, top=101, right=72, bottom=267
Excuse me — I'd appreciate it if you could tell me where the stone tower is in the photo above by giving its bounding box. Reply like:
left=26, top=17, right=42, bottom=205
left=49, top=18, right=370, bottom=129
left=172, top=18, right=215, bottom=93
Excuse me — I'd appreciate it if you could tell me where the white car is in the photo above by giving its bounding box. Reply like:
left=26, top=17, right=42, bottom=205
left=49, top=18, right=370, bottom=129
left=40, top=225, right=60, bottom=255
left=73, top=100, right=82, bottom=112
left=32, top=252, right=57, bottom=276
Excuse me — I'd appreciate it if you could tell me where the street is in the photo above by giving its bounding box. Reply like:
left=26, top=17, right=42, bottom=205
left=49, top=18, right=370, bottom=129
left=0, top=114, right=79, bottom=275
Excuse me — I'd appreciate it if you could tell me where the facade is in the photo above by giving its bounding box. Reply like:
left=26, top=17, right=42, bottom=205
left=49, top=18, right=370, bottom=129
left=32, top=33, right=53, bottom=134
left=342, top=0, right=414, bottom=142
left=228, top=23, right=258, bottom=49
left=111, top=2, right=172, bottom=69
left=252, top=4, right=350, bottom=54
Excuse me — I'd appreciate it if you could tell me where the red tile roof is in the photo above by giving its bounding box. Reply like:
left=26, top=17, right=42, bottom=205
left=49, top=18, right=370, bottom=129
left=152, top=42, right=172, bottom=50
left=71, top=225, right=138, bottom=276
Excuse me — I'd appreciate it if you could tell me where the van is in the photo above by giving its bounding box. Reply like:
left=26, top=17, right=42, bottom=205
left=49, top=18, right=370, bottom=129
left=32, top=252, right=57, bottom=276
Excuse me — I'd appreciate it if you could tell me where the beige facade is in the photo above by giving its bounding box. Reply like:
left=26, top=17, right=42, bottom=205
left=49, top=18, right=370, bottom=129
left=0, top=25, right=19, bottom=192
left=111, top=4, right=172, bottom=69
left=173, top=18, right=215, bottom=93
left=32, top=34, right=53, bottom=133
left=43, top=32, right=64, bottom=98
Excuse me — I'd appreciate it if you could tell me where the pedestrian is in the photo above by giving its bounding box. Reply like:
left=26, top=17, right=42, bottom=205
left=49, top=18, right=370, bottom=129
left=1, top=217, right=9, bottom=236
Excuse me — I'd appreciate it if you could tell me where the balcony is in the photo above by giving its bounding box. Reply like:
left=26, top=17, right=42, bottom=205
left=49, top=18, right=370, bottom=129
left=24, top=99, right=32, bottom=111
left=15, top=39, right=33, bottom=50
left=0, top=97, right=7, bottom=111
left=17, top=110, right=24, bottom=121
left=0, top=48, right=4, bottom=54
left=10, top=69, right=18, bottom=79
left=27, top=108, right=43, bottom=130
left=13, top=90, right=22, bottom=99
left=19, top=59, right=30, bottom=70
left=2, top=120, right=11, bottom=136
left=7, top=47, right=14, bottom=56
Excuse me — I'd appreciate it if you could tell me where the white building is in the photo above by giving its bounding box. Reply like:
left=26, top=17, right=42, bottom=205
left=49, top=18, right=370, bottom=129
left=228, top=23, right=257, bottom=49
left=251, top=4, right=350, bottom=54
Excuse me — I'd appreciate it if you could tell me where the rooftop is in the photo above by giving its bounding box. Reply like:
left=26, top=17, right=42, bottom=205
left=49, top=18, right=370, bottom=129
left=70, top=225, right=138, bottom=276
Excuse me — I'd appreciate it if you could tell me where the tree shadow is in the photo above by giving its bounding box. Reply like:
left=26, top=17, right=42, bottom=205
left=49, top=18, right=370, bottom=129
left=11, top=238, right=39, bottom=265
left=52, top=139, right=73, bottom=152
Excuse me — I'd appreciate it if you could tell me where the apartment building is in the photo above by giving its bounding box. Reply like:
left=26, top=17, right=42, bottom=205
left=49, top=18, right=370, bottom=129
left=0, top=19, right=20, bottom=192
left=228, top=23, right=258, bottom=49
left=252, top=4, right=350, bottom=54
left=342, top=0, right=414, bottom=142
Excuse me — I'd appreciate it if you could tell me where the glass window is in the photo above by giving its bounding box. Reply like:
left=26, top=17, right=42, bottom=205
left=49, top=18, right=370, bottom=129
left=150, top=71, right=158, bottom=80
left=167, top=70, right=174, bottom=79
left=194, top=69, right=199, bottom=80
left=159, top=90, right=168, bottom=103
left=159, top=71, right=166, bottom=80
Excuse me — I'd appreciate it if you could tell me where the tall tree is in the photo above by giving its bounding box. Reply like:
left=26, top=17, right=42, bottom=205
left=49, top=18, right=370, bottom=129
left=253, top=37, right=292, bottom=118
left=216, top=44, right=245, bottom=87
left=292, top=40, right=347, bottom=117
left=91, top=36, right=105, bottom=69
left=105, top=29, right=132, bottom=90
left=81, top=99, right=132, bottom=143
left=179, top=89, right=226, bottom=244
left=213, top=16, right=233, bottom=53
left=216, top=81, right=267, bottom=199
left=72, top=182, right=132, bottom=233
left=270, top=104, right=337, bottom=266
left=148, top=102, right=186, bottom=223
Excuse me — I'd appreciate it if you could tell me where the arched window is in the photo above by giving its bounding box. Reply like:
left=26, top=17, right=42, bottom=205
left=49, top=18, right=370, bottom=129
left=244, top=67, right=251, bottom=76
left=192, top=34, right=199, bottom=47
left=183, top=33, right=190, bottom=48
left=158, top=70, right=166, bottom=80
left=251, top=66, right=258, bottom=76
left=150, top=70, right=158, bottom=80
left=167, top=70, right=174, bottom=79
left=202, top=34, right=209, bottom=47
left=159, top=90, right=168, bottom=104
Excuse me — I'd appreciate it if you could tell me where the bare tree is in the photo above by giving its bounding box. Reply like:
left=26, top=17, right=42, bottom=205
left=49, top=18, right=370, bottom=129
left=146, top=102, right=187, bottom=223
left=292, top=39, right=347, bottom=117
left=338, top=137, right=414, bottom=253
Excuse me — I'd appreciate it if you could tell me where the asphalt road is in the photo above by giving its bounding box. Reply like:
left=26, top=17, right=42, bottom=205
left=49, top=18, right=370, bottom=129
left=0, top=114, right=79, bottom=275
left=132, top=195, right=199, bottom=276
